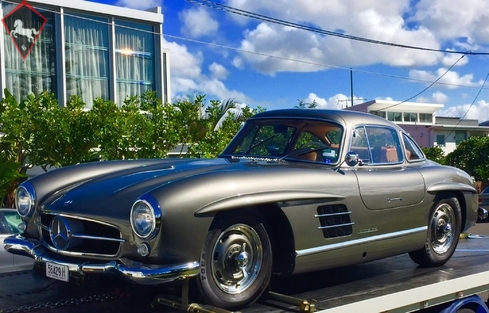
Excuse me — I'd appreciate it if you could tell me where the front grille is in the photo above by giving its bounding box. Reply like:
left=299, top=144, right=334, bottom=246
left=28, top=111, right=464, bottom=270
left=316, top=204, right=354, bottom=239
left=39, top=213, right=123, bottom=257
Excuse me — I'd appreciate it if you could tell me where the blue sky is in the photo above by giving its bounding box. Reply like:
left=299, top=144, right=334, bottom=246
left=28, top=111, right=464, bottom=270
left=92, top=0, right=489, bottom=122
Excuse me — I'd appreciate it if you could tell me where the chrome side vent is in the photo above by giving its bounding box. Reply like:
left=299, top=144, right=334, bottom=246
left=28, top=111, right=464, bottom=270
left=316, top=204, right=354, bottom=238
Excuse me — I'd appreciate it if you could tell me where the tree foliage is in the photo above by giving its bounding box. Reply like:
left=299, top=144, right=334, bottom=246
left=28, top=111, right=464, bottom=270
left=445, top=136, right=489, bottom=181
left=421, top=146, right=446, bottom=164
left=0, top=90, right=264, bottom=206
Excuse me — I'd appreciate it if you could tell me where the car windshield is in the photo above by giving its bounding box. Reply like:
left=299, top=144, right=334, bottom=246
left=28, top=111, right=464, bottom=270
left=223, top=119, right=343, bottom=164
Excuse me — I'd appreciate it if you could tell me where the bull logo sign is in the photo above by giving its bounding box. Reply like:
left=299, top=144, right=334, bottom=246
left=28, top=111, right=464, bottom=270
left=2, top=0, right=47, bottom=60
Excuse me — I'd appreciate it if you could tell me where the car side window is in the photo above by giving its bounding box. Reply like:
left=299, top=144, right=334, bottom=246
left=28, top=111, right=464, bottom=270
left=351, top=126, right=403, bottom=164
left=402, top=133, right=425, bottom=161
left=351, top=127, right=371, bottom=163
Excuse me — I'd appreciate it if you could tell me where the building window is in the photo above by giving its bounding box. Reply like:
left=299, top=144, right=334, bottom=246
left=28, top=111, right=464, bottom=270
left=387, top=112, right=402, bottom=122
left=65, top=13, right=109, bottom=108
left=403, top=112, right=417, bottom=122
left=3, top=3, right=56, bottom=102
left=419, top=113, right=432, bottom=123
left=436, top=135, right=445, bottom=147
left=455, top=131, right=466, bottom=145
left=115, top=20, right=155, bottom=104
left=369, top=111, right=386, bottom=118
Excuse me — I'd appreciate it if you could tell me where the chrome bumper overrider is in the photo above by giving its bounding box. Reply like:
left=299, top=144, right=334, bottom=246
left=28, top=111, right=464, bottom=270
left=479, top=207, right=489, bottom=221
left=4, top=235, right=199, bottom=285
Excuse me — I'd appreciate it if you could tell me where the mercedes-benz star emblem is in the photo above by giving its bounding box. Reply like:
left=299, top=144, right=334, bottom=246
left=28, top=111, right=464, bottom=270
left=49, top=216, right=71, bottom=250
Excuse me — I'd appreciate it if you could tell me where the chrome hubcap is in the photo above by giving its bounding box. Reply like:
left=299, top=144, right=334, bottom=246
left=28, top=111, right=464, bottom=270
left=211, top=224, right=262, bottom=294
left=431, top=203, right=456, bottom=254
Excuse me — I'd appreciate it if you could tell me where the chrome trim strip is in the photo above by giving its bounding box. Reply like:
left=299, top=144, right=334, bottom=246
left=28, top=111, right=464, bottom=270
left=71, top=234, right=125, bottom=242
left=34, top=220, right=49, bottom=231
left=40, top=211, right=122, bottom=229
left=296, top=226, right=427, bottom=257
left=4, top=235, right=199, bottom=285
left=318, top=222, right=355, bottom=230
left=315, top=212, right=352, bottom=218
left=388, top=197, right=403, bottom=202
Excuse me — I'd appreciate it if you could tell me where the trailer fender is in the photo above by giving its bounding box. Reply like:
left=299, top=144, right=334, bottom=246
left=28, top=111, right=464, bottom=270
left=439, top=295, right=489, bottom=313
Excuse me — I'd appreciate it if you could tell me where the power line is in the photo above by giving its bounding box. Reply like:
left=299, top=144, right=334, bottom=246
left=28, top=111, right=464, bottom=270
left=164, top=33, right=489, bottom=91
left=186, top=0, right=489, bottom=56
left=7, top=0, right=487, bottom=103
left=184, top=0, right=489, bottom=118
left=443, top=71, right=489, bottom=140
left=375, top=54, right=467, bottom=111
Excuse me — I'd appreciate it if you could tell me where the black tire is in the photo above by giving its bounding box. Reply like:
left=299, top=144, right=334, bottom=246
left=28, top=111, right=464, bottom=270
left=409, top=194, right=461, bottom=267
left=197, top=212, right=272, bottom=310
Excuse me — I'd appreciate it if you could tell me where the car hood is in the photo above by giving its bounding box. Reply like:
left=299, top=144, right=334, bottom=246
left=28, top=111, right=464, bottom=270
left=44, top=157, right=308, bottom=220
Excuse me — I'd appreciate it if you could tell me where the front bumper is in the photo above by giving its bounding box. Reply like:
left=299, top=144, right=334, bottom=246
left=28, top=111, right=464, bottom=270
left=4, top=235, right=199, bottom=285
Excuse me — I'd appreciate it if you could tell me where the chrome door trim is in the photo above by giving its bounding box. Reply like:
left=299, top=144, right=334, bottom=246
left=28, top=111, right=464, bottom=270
left=296, top=226, right=427, bottom=257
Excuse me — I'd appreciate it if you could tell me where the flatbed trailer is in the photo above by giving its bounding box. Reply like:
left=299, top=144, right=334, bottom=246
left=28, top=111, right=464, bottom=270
left=2, top=225, right=489, bottom=313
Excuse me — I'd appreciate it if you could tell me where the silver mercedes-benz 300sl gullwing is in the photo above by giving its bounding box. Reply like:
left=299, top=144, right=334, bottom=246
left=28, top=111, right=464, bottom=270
left=4, top=109, right=481, bottom=310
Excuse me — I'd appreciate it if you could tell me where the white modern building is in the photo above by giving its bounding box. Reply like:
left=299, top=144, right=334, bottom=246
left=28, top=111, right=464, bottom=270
left=0, top=0, right=170, bottom=107
left=345, top=99, right=489, bottom=154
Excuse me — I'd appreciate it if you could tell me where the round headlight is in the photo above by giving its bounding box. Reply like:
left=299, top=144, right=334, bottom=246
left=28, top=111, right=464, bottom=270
left=15, top=184, right=35, bottom=218
left=130, top=199, right=159, bottom=239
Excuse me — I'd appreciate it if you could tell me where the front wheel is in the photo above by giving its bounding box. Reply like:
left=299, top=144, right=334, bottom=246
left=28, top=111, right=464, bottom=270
left=409, top=194, right=461, bottom=267
left=197, top=212, right=272, bottom=310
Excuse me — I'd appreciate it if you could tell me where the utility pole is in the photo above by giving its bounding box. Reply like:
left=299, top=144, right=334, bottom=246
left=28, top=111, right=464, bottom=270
left=350, top=68, right=354, bottom=107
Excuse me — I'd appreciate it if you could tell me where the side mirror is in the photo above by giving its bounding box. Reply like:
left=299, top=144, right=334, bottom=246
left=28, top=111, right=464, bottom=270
left=345, top=152, right=363, bottom=167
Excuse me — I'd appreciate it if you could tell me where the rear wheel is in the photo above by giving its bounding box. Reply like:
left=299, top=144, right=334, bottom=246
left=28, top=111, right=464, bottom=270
left=409, top=194, right=461, bottom=267
left=197, top=212, right=272, bottom=310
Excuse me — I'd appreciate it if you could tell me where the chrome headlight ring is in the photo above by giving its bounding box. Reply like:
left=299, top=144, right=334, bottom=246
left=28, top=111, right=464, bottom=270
left=15, top=183, right=36, bottom=218
left=130, top=194, right=161, bottom=239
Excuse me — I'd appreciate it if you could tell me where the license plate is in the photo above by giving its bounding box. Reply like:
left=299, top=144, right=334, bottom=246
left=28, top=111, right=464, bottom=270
left=46, top=262, right=69, bottom=282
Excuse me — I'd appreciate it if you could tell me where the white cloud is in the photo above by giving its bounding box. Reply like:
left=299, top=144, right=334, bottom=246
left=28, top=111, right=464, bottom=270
left=302, top=93, right=364, bottom=109
left=438, top=100, right=489, bottom=122
left=209, top=62, right=230, bottom=80
left=412, top=0, right=489, bottom=44
left=116, top=0, right=161, bottom=10
left=179, top=7, right=219, bottom=38
left=163, top=40, right=203, bottom=79
left=225, top=0, right=445, bottom=75
left=163, top=39, right=248, bottom=102
left=417, top=91, right=448, bottom=104
left=232, top=56, right=245, bottom=69
left=431, top=91, right=448, bottom=103
left=217, top=0, right=489, bottom=77
left=440, top=51, right=469, bottom=67
left=409, top=69, right=482, bottom=89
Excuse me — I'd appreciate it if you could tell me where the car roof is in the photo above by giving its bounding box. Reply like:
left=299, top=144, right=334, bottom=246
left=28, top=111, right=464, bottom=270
left=250, top=109, right=404, bottom=131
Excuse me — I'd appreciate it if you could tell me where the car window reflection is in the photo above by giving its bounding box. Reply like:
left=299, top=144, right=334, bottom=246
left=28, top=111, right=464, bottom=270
left=0, top=210, right=22, bottom=235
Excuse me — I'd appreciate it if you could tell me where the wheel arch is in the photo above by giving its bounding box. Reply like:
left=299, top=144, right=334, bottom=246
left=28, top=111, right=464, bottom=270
left=433, top=190, right=467, bottom=233
left=208, top=204, right=296, bottom=276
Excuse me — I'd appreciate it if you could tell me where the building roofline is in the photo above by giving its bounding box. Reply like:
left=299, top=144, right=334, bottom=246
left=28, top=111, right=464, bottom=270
left=356, top=99, right=444, bottom=114
left=6, top=0, right=163, bottom=23
left=428, top=125, right=489, bottom=132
